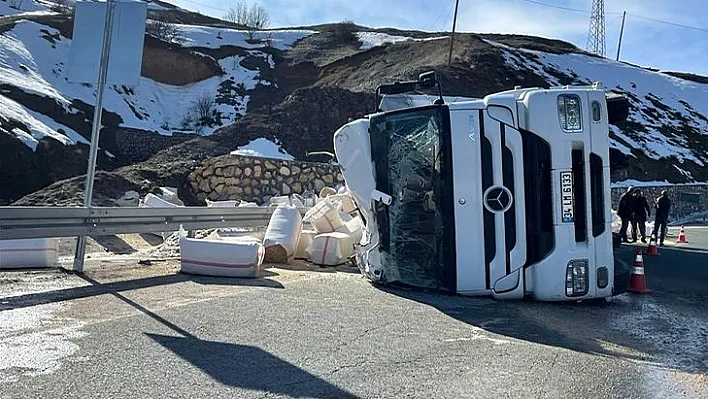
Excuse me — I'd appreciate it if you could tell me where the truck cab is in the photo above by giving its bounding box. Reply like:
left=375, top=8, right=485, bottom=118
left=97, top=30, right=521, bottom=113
left=333, top=72, right=630, bottom=301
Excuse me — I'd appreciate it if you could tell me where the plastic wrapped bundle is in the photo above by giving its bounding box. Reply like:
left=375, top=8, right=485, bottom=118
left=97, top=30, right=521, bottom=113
left=307, top=232, right=354, bottom=266
left=140, top=193, right=182, bottom=208
left=329, top=193, right=357, bottom=214
left=0, top=238, right=59, bottom=269
left=206, top=199, right=239, bottom=207
left=263, top=204, right=303, bottom=263
left=336, top=214, right=365, bottom=247
left=295, top=229, right=317, bottom=260
left=303, top=198, right=345, bottom=233
left=269, top=195, right=305, bottom=208
left=179, top=228, right=265, bottom=278
left=157, top=187, right=185, bottom=206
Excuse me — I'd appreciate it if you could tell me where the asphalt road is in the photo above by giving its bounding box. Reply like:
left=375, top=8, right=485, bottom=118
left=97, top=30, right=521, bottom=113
left=1, top=228, right=706, bottom=399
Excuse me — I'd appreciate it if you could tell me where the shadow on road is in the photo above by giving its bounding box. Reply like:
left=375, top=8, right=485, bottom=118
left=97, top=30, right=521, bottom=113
left=147, top=333, right=358, bottom=398
left=0, top=271, right=284, bottom=311
left=379, top=246, right=708, bottom=375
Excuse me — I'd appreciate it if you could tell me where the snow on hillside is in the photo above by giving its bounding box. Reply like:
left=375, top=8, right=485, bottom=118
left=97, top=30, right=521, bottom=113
left=484, top=39, right=708, bottom=173
left=178, top=25, right=316, bottom=51
left=0, top=94, right=87, bottom=150
left=230, top=137, right=294, bottom=160
left=0, top=0, right=49, bottom=15
left=356, top=32, right=447, bottom=50
left=0, top=19, right=314, bottom=151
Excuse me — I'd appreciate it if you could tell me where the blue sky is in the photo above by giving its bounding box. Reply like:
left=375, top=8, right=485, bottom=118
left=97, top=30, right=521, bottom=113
left=169, top=0, right=708, bottom=76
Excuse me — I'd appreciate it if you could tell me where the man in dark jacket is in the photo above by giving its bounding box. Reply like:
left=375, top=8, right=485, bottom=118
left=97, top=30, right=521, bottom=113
left=617, top=186, right=634, bottom=242
left=631, top=188, right=651, bottom=243
left=652, top=190, right=671, bottom=246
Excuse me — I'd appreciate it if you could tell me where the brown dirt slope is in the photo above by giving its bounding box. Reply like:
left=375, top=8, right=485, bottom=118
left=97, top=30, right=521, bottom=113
left=13, top=86, right=374, bottom=206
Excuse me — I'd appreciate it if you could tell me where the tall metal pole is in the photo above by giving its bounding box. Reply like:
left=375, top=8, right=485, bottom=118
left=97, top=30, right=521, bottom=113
left=616, top=11, right=627, bottom=61
left=73, top=0, right=117, bottom=273
left=447, top=0, right=460, bottom=66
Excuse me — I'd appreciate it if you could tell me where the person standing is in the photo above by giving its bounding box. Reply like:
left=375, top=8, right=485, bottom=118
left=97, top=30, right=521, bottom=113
left=617, top=186, right=634, bottom=242
left=652, top=190, right=672, bottom=246
left=631, top=188, right=651, bottom=243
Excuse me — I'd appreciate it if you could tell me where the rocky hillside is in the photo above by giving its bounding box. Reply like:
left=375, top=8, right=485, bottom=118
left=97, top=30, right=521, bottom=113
left=3, top=0, right=708, bottom=206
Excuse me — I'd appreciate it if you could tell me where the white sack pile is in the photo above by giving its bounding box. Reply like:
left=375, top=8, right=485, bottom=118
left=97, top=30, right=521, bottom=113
left=300, top=191, right=363, bottom=266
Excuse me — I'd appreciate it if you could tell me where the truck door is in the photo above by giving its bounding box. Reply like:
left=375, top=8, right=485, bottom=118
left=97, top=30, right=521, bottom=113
left=448, top=105, right=527, bottom=298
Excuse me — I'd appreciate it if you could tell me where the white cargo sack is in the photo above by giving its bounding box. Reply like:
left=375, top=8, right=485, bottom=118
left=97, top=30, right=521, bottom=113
left=0, top=238, right=59, bottom=269
left=263, top=204, right=303, bottom=263
left=139, top=193, right=182, bottom=240
left=336, top=214, right=365, bottom=247
left=140, top=193, right=182, bottom=208
left=304, top=198, right=344, bottom=233
left=307, top=232, right=354, bottom=266
left=329, top=193, right=357, bottom=214
left=295, top=229, right=317, bottom=260
left=269, top=195, right=305, bottom=208
left=178, top=227, right=264, bottom=278
left=158, top=187, right=184, bottom=206
left=206, top=199, right=239, bottom=207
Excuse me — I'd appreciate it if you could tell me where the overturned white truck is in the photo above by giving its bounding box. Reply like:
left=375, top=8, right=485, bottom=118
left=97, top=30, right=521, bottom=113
left=333, top=72, right=630, bottom=301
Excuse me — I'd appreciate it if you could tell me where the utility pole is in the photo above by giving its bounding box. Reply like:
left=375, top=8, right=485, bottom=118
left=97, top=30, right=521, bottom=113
left=447, top=0, right=460, bottom=66
left=587, top=0, right=606, bottom=57
left=73, top=0, right=117, bottom=273
left=616, top=10, right=627, bottom=61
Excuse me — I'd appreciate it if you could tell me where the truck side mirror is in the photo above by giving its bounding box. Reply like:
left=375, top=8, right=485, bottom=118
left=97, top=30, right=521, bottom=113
left=605, top=93, right=630, bottom=124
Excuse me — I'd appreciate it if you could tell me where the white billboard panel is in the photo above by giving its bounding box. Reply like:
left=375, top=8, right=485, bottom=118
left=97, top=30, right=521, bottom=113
left=67, top=1, right=148, bottom=86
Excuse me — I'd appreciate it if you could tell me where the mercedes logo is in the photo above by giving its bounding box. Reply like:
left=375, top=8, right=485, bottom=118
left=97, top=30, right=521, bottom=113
left=483, top=186, right=513, bottom=213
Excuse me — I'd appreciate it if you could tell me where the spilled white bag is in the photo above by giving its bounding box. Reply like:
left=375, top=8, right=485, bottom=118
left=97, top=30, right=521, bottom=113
left=303, top=197, right=344, bottom=233
left=295, top=229, right=317, bottom=260
left=329, top=193, right=357, bottom=214
left=307, top=232, right=354, bottom=266
left=178, top=226, right=264, bottom=278
left=336, top=214, right=365, bottom=247
left=206, top=199, right=239, bottom=207
left=263, top=204, right=303, bottom=263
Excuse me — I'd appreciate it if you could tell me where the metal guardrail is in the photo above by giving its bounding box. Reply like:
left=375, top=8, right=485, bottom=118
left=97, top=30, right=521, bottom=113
left=0, top=206, right=307, bottom=240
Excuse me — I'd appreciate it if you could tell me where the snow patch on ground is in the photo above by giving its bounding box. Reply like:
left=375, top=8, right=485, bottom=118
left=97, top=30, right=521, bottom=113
left=356, top=32, right=448, bottom=50
left=230, top=137, right=295, bottom=160
left=483, top=38, right=708, bottom=167
left=0, top=19, right=288, bottom=147
left=610, top=295, right=708, bottom=373
left=0, top=0, right=48, bottom=15
left=0, top=94, right=86, bottom=150
left=0, top=272, right=88, bottom=382
left=611, top=179, right=673, bottom=188
left=177, top=25, right=316, bottom=50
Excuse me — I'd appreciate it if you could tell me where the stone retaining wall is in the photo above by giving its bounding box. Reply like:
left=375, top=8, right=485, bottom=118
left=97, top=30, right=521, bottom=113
left=188, top=154, right=344, bottom=204
left=611, top=184, right=708, bottom=221
left=116, top=128, right=196, bottom=163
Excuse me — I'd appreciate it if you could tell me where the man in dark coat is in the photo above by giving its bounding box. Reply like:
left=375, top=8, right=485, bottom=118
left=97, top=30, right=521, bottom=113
left=630, top=188, right=651, bottom=243
left=617, top=186, right=634, bottom=242
left=652, top=190, right=672, bottom=246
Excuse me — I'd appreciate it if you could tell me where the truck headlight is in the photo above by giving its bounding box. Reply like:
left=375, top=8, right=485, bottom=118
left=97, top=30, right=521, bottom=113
left=558, top=95, right=582, bottom=132
left=566, top=259, right=589, bottom=297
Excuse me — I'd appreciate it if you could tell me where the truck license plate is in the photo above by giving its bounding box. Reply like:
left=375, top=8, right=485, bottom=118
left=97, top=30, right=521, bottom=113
left=560, top=171, right=574, bottom=223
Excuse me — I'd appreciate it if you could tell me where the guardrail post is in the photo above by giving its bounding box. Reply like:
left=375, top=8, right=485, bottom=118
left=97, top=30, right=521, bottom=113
left=73, top=236, right=88, bottom=273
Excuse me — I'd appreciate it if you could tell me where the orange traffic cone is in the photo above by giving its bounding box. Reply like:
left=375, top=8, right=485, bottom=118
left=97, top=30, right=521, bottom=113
left=676, top=225, right=688, bottom=244
left=647, top=235, right=659, bottom=256
left=627, top=247, right=651, bottom=294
